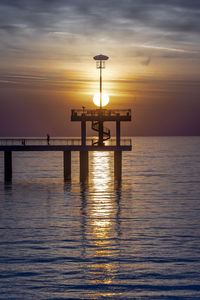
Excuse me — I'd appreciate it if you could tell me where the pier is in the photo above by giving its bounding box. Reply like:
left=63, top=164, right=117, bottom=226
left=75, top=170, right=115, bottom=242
left=0, top=135, right=132, bottom=183
left=1, top=54, right=132, bottom=183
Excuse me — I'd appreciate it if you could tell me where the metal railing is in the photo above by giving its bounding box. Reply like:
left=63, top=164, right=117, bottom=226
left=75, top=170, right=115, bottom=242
left=0, top=137, right=132, bottom=147
left=0, top=138, right=81, bottom=146
left=87, top=138, right=131, bottom=146
left=71, top=109, right=131, bottom=118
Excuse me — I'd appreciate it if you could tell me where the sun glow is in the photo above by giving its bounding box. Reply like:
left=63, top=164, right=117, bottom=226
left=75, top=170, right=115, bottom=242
left=93, top=92, right=109, bottom=107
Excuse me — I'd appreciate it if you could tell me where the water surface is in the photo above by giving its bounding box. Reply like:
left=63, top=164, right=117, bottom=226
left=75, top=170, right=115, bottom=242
left=0, top=137, right=200, bottom=299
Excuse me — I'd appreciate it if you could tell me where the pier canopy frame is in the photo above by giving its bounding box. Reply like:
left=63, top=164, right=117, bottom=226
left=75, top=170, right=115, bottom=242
left=71, top=108, right=131, bottom=122
left=71, top=107, right=132, bottom=148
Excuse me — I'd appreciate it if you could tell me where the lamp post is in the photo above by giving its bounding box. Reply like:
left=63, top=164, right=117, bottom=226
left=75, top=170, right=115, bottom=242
left=93, top=54, right=109, bottom=109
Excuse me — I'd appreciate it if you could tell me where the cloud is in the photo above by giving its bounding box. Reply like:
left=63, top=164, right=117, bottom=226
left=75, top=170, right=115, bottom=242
left=140, top=56, right=151, bottom=66
left=0, top=0, right=200, bottom=137
left=0, top=0, right=200, bottom=70
left=1, top=0, right=200, bottom=36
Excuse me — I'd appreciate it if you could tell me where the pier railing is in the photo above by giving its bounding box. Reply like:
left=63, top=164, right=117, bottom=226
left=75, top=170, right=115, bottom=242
left=0, top=137, right=132, bottom=147
left=71, top=109, right=131, bottom=118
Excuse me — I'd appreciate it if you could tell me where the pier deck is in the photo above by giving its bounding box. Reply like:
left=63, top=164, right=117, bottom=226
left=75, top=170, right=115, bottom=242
left=1, top=138, right=132, bottom=182
left=0, top=137, right=132, bottom=151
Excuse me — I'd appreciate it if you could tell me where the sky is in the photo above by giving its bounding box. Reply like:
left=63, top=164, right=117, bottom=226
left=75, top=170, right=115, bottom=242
left=0, top=0, right=200, bottom=136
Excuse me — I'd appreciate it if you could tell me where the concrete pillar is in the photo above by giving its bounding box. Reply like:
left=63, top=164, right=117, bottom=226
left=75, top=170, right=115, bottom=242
left=116, top=121, right=120, bottom=146
left=114, top=151, right=122, bottom=181
left=80, top=151, right=89, bottom=182
left=4, top=151, right=12, bottom=182
left=81, top=121, right=86, bottom=146
left=64, top=151, right=71, bottom=181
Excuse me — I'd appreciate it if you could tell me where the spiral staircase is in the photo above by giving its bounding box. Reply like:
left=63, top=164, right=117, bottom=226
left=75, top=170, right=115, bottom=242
left=91, top=121, right=111, bottom=145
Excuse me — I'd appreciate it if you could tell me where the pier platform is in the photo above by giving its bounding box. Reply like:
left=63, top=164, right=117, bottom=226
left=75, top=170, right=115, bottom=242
left=71, top=109, right=131, bottom=122
left=0, top=137, right=131, bottom=151
left=0, top=137, right=132, bottom=183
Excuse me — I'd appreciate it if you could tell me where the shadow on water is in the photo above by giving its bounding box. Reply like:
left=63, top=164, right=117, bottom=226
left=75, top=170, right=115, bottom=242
left=4, top=182, right=13, bottom=191
left=3, top=182, right=13, bottom=203
left=63, top=179, right=72, bottom=193
left=79, top=151, right=122, bottom=298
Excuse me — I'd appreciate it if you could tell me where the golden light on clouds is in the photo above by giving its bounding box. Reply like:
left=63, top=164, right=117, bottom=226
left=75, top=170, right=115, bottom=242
left=0, top=0, right=200, bottom=136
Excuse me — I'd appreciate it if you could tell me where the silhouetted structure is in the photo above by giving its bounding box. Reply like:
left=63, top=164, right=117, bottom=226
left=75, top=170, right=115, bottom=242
left=0, top=55, right=132, bottom=183
left=47, top=134, right=50, bottom=145
left=0, top=137, right=131, bottom=182
left=71, top=108, right=131, bottom=181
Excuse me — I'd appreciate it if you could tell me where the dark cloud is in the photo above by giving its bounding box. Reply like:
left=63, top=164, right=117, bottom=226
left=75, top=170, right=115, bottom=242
left=0, top=25, right=22, bottom=33
left=0, top=0, right=199, bottom=63
left=0, top=0, right=200, bottom=35
left=140, top=56, right=151, bottom=66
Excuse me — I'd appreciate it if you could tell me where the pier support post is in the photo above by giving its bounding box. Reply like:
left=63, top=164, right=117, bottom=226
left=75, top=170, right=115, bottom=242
left=80, top=151, right=89, bottom=182
left=64, top=151, right=71, bottom=181
left=116, top=121, right=120, bottom=146
left=4, top=151, right=12, bottom=182
left=81, top=121, right=86, bottom=147
left=98, top=121, right=104, bottom=146
left=114, top=151, right=122, bottom=181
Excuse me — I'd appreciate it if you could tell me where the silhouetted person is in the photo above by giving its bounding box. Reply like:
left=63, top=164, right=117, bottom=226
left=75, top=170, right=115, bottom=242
left=47, top=134, right=50, bottom=145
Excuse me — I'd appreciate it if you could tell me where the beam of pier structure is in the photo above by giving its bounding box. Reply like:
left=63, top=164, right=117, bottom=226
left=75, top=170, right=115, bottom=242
left=4, top=151, right=12, bottom=182
left=80, top=151, right=89, bottom=182
left=116, top=120, right=120, bottom=146
left=63, top=151, right=71, bottom=181
left=114, top=151, right=122, bottom=181
left=81, top=120, right=86, bottom=146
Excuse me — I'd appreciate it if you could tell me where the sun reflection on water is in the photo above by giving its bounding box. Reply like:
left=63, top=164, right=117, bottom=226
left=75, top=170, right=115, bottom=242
left=80, top=151, right=122, bottom=298
left=91, top=152, right=111, bottom=191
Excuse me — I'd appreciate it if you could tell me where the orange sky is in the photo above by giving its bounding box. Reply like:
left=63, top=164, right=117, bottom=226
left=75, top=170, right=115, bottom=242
left=0, top=0, right=200, bottom=136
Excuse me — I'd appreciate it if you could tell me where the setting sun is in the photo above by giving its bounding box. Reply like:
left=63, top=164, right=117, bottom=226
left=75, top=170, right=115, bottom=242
left=93, top=92, right=109, bottom=107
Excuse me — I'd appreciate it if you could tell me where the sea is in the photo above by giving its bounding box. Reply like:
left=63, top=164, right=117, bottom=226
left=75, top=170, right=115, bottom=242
left=0, top=137, right=200, bottom=299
